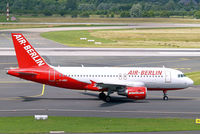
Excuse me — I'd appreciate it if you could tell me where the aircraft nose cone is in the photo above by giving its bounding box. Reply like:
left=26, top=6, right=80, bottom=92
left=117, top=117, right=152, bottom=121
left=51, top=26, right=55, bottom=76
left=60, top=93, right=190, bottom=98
left=187, top=78, right=194, bottom=86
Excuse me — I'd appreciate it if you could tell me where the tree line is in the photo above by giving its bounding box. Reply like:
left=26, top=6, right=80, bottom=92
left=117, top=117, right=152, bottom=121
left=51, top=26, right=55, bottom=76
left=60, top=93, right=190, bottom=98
left=1, top=0, right=200, bottom=18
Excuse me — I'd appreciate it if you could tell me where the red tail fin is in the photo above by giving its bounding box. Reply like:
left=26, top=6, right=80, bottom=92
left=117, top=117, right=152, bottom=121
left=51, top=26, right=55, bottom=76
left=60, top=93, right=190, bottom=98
left=11, top=33, right=48, bottom=68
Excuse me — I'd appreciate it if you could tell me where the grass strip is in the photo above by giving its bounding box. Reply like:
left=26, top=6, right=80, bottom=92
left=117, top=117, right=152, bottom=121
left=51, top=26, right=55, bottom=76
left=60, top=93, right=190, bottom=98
left=41, top=28, right=200, bottom=48
left=185, top=71, right=200, bottom=85
left=41, top=30, right=115, bottom=47
left=0, top=116, right=199, bottom=133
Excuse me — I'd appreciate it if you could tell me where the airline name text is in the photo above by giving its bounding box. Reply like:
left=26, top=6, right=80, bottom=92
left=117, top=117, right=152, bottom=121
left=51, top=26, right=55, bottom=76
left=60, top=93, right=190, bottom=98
left=128, top=70, right=162, bottom=75
left=128, top=92, right=145, bottom=95
left=13, top=35, right=45, bottom=66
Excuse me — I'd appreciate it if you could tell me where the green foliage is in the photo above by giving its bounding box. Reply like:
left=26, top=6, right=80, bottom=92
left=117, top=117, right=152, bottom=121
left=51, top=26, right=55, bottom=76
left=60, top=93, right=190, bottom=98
left=78, top=4, right=95, bottom=11
left=0, top=0, right=200, bottom=18
left=120, top=11, right=131, bottom=18
left=43, top=10, right=52, bottom=16
left=142, top=11, right=155, bottom=17
left=66, top=0, right=77, bottom=11
left=71, top=12, right=78, bottom=18
left=59, top=10, right=65, bottom=16
left=194, top=11, right=200, bottom=19
left=130, top=3, right=143, bottom=18
left=79, top=12, right=90, bottom=18
left=160, top=11, right=170, bottom=18
left=110, top=13, right=114, bottom=18
left=97, top=3, right=113, bottom=10
left=165, top=0, right=176, bottom=10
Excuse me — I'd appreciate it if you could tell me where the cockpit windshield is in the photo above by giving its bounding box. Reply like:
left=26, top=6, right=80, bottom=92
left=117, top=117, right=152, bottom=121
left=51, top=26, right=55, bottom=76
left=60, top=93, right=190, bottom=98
left=178, top=74, right=186, bottom=78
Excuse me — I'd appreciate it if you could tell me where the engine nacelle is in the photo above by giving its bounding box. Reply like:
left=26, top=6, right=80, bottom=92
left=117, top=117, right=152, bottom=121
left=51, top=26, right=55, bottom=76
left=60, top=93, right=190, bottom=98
left=118, top=87, right=147, bottom=100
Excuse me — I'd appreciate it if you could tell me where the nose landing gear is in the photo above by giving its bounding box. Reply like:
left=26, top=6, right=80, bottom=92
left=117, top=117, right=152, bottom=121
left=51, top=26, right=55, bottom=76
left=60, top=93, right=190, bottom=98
left=163, top=90, right=168, bottom=100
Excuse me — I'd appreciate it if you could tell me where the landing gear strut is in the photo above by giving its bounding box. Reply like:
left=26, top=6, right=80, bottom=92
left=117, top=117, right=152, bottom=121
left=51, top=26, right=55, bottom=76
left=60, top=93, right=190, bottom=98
left=163, top=90, right=168, bottom=100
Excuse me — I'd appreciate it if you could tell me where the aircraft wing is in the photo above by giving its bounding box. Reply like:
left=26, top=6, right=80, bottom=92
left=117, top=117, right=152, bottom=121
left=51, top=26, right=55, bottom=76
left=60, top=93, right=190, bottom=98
left=95, top=81, right=145, bottom=90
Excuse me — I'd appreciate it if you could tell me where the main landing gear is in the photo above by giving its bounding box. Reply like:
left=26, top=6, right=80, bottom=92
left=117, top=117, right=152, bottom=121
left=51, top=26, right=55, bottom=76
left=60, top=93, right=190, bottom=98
left=99, top=92, right=111, bottom=102
left=163, top=90, right=168, bottom=100
left=99, top=92, right=106, bottom=100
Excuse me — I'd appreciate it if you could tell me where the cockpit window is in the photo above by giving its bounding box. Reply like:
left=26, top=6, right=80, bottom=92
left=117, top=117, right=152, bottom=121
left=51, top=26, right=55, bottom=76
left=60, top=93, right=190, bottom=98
left=178, top=74, right=186, bottom=78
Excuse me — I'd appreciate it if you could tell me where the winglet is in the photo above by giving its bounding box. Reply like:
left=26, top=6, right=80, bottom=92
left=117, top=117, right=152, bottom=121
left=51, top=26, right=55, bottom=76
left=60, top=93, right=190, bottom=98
left=11, top=33, right=48, bottom=68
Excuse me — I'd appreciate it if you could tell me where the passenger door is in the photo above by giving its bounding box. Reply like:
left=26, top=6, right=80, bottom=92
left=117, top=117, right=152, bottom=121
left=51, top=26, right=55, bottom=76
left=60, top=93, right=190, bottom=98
left=165, top=71, right=171, bottom=83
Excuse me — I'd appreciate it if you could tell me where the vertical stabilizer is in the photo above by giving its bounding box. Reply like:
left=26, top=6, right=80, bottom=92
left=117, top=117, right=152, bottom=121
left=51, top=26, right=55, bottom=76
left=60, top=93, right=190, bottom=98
left=11, top=33, right=48, bottom=68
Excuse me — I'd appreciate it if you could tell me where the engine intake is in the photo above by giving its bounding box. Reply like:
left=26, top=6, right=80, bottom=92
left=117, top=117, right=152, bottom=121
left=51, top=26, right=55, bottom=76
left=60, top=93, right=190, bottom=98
left=118, top=87, right=147, bottom=100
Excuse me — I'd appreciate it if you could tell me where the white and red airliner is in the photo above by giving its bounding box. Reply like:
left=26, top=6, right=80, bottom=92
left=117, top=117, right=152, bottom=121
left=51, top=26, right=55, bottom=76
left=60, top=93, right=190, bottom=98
left=7, top=33, right=194, bottom=102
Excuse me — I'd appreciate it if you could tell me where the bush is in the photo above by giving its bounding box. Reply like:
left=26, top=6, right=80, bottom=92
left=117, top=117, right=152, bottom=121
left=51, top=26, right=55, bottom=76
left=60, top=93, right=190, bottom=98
left=111, top=13, right=114, bottom=18
left=71, top=12, right=78, bottom=18
left=120, top=11, right=130, bottom=18
left=43, top=10, right=52, bottom=16
left=59, top=10, right=65, bottom=16
left=142, top=11, right=155, bottom=17
left=80, top=12, right=90, bottom=18
left=194, top=11, right=200, bottom=19
left=160, top=11, right=170, bottom=18
left=130, top=3, right=142, bottom=17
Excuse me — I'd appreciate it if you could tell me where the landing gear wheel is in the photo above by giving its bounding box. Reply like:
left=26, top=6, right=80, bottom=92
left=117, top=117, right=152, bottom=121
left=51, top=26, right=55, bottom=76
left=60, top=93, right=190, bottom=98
left=163, top=96, right=168, bottom=100
left=104, top=96, right=111, bottom=102
left=163, top=90, right=168, bottom=101
left=99, top=92, right=106, bottom=100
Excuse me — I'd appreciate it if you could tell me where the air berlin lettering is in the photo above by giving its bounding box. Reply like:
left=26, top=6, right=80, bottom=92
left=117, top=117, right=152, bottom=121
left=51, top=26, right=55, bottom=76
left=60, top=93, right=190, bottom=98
left=129, top=92, right=145, bottom=95
left=13, top=35, right=45, bottom=66
left=128, top=70, right=162, bottom=75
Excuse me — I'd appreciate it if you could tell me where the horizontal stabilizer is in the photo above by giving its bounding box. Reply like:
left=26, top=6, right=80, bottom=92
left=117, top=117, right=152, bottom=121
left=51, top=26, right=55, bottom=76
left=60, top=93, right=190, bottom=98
left=16, top=72, right=38, bottom=76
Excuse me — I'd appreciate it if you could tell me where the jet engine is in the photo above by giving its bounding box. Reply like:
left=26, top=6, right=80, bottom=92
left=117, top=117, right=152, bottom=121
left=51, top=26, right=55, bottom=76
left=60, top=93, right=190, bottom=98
left=118, top=87, right=147, bottom=100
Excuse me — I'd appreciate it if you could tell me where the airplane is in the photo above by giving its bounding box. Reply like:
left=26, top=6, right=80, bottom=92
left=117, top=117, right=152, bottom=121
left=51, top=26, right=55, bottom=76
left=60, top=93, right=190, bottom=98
left=7, top=33, right=194, bottom=102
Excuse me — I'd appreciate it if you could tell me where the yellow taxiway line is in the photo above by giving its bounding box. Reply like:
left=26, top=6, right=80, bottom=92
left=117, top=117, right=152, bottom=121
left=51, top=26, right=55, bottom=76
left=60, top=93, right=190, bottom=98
left=0, top=84, right=46, bottom=100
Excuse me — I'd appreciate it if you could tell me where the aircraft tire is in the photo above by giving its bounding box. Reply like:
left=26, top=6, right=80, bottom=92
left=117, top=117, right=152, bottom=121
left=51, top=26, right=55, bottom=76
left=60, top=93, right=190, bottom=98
left=163, top=96, right=168, bottom=100
left=99, top=92, right=106, bottom=100
left=104, top=96, right=111, bottom=102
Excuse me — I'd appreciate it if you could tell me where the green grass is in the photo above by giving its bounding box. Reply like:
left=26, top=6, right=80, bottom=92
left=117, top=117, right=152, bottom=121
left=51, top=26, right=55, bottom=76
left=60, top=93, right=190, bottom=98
left=41, top=28, right=200, bottom=48
left=0, top=116, right=199, bottom=133
left=185, top=71, right=200, bottom=85
left=0, top=16, right=7, bottom=22
left=0, top=15, right=17, bottom=22
left=41, top=30, right=115, bottom=47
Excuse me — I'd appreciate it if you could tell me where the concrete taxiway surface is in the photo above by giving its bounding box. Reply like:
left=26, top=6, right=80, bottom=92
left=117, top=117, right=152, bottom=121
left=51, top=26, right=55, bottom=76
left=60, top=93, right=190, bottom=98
left=2, top=48, right=200, bottom=56
left=0, top=55, right=200, bottom=118
left=2, top=23, right=200, bottom=32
